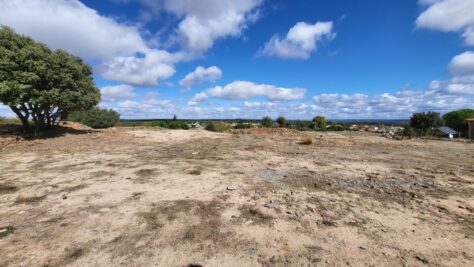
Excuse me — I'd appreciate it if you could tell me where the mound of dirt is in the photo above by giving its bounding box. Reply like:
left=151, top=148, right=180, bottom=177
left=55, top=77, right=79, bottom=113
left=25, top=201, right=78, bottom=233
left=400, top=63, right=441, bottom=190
left=231, top=127, right=304, bottom=136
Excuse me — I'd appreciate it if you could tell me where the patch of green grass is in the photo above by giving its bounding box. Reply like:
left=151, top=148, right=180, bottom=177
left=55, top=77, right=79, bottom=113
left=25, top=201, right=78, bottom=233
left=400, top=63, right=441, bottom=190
left=0, top=117, right=20, bottom=125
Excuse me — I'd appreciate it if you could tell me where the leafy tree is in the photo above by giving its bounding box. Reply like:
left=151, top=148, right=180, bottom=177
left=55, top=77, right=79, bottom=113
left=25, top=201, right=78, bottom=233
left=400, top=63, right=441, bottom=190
left=276, top=116, right=287, bottom=127
left=442, top=109, right=474, bottom=137
left=68, top=108, right=119, bottom=129
left=312, top=116, right=327, bottom=129
left=0, top=27, right=100, bottom=135
left=409, top=112, right=443, bottom=136
left=261, top=116, right=274, bottom=128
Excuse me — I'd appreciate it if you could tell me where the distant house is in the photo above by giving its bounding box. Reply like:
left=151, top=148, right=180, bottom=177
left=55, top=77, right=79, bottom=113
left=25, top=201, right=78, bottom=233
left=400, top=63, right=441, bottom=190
left=467, top=118, right=474, bottom=140
left=437, top=126, right=457, bottom=139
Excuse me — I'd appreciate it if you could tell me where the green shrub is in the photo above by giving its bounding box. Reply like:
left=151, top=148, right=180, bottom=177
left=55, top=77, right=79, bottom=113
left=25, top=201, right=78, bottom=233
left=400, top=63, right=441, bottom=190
left=68, top=108, right=119, bottom=129
left=234, top=123, right=253, bottom=129
left=402, top=125, right=415, bottom=138
left=205, top=121, right=231, bottom=132
left=142, top=120, right=189, bottom=129
left=261, top=116, right=274, bottom=128
left=0, top=117, right=21, bottom=125
left=276, top=116, right=288, bottom=127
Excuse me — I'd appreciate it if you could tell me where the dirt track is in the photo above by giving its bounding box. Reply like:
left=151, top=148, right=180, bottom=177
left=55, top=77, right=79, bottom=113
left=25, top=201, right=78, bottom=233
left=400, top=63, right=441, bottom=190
left=0, top=128, right=473, bottom=266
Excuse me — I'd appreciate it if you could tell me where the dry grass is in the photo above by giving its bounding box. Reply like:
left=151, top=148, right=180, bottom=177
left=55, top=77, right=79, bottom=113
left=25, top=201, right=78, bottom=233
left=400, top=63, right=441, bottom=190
left=299, top=135, right=314, bottom=145
left=0, top=183, right=17, bottom=194
left=14, top=195, right=46, bottom=204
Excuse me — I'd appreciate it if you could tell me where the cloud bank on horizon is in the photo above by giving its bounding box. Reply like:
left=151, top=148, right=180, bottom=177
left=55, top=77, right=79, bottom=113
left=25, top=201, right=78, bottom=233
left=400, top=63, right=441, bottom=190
left=0, top=0, right=472, bottom=119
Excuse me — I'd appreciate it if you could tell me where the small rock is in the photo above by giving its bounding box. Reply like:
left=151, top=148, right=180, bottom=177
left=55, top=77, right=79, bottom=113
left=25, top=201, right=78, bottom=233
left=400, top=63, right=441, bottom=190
left=264, top=201, right=274, bottom=209
left=192, top=152, right=199, bottom=155
left=61, top=194, right=67, bottom=200
left=226, top=186, right=236, bottom=191
left=358, top=246, right=367, bottom=250
left=415, top=255, right=429, bottom=264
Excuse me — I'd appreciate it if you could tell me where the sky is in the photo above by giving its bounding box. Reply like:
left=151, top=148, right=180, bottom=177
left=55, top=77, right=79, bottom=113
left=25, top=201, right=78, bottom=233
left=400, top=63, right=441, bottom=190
left=0, top=0, right=473, bottom=119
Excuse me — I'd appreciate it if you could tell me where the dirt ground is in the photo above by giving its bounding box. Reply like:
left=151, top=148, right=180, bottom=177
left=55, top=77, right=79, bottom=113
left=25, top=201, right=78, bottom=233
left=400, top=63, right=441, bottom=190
left=0, top=127, right=473, bottom=267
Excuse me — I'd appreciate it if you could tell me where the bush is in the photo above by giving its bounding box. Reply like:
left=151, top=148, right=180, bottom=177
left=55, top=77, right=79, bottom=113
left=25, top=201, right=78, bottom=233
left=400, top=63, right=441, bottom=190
left=205, top=121, right=231, bottom=132
left=261, top=116, right=274, bottom=128
left=68, top=108, right=119, bottom=129
left=142, top=120, right=189, bottom=129
left=402, top=125, right=415, bottom=138
left=234, top=123, right=253, bottom=129
left=276, top=116, right=288, bottom=128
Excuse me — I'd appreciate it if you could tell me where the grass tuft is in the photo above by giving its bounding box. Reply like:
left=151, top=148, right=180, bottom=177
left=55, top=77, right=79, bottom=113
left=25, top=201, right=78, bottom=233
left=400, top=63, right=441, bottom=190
left=300, top=136, right=314, bottom=145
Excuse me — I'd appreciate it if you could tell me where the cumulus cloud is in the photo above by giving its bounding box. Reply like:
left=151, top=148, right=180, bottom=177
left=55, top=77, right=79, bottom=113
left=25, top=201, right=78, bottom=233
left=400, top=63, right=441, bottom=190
left=100, top=85, right=135, bottom=102
left=416, top=0, right=474, bottom=45
left=260, top=21, right=335, bottom=59
left=310, top=86, right=473, bottom=118
left=0, top=0, right=147, bottom=60
left=189, top=81, right=307, bottom=105
left=163, top=0, right=263, bottom=52
left=180, top=66, right=223, bottom=90
left=0, top=0, right=182, bottom=86
left=98, top=50, right=182, bottom=87
left=448, top=51, right=474, bottom=74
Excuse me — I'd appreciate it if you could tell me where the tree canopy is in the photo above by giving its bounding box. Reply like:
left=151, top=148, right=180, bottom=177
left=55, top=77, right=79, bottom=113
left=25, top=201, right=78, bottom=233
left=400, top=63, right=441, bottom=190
left=442, top=109, right=474, bottom=137
left=409, top=111, right=443, bottom=135
left=312, top=116, right=327, bottom=129
left=276, top=116, right=287, bottom=127
left=0, top=27, right=100, bottom=134
left=261, top=116, right=274, bottom=128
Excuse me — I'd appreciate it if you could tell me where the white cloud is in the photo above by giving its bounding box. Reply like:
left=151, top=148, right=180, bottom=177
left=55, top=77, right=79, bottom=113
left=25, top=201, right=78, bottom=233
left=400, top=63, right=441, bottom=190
left=448, top=51, right=474, bottom=74
left=98, top=50, right=181, bottom=87
left=0, top=0, right=182, bottom=87
left=163, top=0, right=263, bottom=52
left=260, top=21, right=335, bottom=59
left=189, top=81, right=307, bottom=105
left=0, top=0, right=146, bottom=60
left=244, top=101, right=275, bottom=108
left=416, top=0, right=474, bottom=45
left=310, top=87, right=473, bottom=118
left=100, top=85, right=135, bottom=101
left=180, top=66, right=223, bottom=90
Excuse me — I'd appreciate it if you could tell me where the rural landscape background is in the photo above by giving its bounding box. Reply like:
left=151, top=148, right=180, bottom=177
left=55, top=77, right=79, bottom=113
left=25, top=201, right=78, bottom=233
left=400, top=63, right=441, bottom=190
left=1, top=0, right=473, bottom=266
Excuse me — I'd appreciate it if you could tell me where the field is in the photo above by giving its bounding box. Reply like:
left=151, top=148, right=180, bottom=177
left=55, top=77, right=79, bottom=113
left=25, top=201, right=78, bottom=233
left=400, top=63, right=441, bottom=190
left=0, top=127, right=473, bottom=266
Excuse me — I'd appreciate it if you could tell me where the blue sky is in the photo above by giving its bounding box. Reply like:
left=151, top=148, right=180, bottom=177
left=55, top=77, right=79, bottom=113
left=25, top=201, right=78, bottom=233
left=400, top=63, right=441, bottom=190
left=0, top=0, right=473, bottom=119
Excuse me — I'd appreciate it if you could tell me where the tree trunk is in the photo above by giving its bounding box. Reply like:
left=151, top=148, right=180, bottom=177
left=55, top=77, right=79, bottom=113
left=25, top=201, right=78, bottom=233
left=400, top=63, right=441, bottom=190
left=10, top=106, right=32, bottom=133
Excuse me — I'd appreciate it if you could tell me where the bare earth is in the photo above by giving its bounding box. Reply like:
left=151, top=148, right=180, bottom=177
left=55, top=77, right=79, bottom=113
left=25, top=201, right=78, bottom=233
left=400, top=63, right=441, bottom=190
left=0, top=128, right=473, bottom=267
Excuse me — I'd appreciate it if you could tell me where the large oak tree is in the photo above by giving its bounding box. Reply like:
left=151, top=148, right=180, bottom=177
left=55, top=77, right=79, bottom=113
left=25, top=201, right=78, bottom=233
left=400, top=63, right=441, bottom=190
left=0, top=27, right=100, bottom=134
